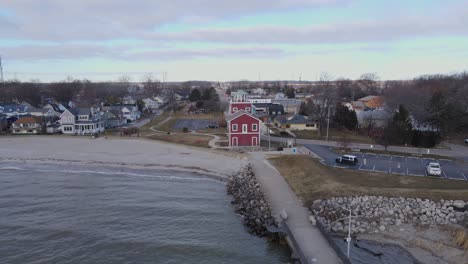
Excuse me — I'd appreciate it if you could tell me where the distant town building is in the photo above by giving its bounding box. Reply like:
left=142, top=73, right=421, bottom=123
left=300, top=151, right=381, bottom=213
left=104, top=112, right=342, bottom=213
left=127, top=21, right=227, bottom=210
left=227, top=110, right=261, bottom=147
left=11, top=116, right=45, bottom=135
left=60, top=107, right=104, bottom=135
left=274, top=114, right=319, bottom=131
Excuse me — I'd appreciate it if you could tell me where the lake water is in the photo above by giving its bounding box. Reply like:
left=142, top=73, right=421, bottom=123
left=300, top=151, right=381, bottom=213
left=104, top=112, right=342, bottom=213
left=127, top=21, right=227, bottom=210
left=0, top=162, right=289, bottom=264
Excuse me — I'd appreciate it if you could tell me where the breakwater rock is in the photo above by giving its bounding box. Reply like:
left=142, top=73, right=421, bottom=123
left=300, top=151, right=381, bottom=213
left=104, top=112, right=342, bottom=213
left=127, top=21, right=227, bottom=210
left=311, top=196, right=468, bottom=235
left=227, top=165, right=276, bottom=236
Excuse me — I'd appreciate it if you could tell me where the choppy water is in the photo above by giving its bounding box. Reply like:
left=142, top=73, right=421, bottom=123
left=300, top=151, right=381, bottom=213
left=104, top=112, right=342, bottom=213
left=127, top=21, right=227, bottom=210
left=0, top=162, right=289, bottom=264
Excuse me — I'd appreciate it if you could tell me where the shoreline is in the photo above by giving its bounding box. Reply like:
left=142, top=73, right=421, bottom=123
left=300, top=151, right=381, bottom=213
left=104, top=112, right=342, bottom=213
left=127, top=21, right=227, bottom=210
left=0, top=136, right=246, bottom=179
left=0, top=158, right=230, bottom=183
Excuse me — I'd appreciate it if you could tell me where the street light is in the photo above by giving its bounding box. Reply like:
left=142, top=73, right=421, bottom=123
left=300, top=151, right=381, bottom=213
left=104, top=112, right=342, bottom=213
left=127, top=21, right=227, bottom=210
left=337, top=205, right=352, bottom=259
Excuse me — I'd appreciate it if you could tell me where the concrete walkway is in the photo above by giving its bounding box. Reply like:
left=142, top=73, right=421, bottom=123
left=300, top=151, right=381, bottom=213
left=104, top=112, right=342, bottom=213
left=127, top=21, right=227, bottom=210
left=249, top=152, right=341, bottom=264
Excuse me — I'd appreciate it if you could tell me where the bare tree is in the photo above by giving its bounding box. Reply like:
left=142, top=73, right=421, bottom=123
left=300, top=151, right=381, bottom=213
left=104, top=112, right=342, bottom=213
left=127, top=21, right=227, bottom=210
left=312, top=73, right=339, bottom=136
left=142, top=74, right=161, bottom=97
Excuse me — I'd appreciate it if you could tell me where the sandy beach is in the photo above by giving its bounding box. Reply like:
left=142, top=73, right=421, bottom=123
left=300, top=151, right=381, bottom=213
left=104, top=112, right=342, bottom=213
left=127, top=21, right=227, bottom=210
left=0, top=136, right=247, bottom=178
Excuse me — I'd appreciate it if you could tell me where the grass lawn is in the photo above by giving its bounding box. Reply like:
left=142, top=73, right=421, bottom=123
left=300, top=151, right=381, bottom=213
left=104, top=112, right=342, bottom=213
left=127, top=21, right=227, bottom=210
left=141, top=111, right=225, bottom=133
left=147, top=132, right=212, bottom=148
left=294, top=128, right=375, bottom=144
left=269, top=155, right=468, bottom=207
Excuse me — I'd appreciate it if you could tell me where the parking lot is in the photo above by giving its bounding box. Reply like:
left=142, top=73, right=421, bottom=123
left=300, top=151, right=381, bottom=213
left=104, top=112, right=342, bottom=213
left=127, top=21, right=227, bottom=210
left=172, top=119, right=218, bottom=130
left=304, top=144, right=468, bottom=181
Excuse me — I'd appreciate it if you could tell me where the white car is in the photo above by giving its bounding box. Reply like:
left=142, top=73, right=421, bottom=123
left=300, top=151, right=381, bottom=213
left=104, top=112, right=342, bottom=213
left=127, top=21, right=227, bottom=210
left=426, top=162, right=442, bottom=176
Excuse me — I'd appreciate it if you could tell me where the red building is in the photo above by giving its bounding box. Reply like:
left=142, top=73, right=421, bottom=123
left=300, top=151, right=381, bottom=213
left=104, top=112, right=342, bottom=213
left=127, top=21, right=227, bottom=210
left=229, top=92, right=253, bottom=114
left=227, top=110, right=261, bottom=147
left=229, top=102, right=252, bottom=114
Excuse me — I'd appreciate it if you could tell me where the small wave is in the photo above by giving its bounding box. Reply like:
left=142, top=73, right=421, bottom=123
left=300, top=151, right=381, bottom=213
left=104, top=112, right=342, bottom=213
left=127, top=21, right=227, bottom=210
left=32, top=168, right=224, bottom=184
left=0, top=166, right=24, bottom=171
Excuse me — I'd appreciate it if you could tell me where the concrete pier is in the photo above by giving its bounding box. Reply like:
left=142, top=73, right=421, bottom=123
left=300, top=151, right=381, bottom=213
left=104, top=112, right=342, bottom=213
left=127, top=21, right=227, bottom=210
left=249, top=152, right=342, bottom=264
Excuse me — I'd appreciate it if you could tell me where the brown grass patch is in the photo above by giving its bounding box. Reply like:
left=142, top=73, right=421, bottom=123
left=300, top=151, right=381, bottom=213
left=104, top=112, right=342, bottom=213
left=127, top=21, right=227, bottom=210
left=269, top=155, right=468, bottom=207
left=147, top=133, right=212, bottom=148
left=453, top=229, right=468, bottom=250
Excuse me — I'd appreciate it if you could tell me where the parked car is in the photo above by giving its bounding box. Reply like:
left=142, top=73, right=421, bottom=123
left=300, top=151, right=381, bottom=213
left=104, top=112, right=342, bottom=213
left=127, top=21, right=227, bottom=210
left=426, top=162, right=442, bottom=176
left=206, top=124, right=219, bottom=129
left=464, top=138, right=468, bottom=144
left=336, top=155, right=358, bottom=165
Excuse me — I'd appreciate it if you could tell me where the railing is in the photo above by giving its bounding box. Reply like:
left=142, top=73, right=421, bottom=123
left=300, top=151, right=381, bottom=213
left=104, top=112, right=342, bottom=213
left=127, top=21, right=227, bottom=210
left=282, top=220, right=309, bottom=264
left=315, top=220, right=352, bottom=264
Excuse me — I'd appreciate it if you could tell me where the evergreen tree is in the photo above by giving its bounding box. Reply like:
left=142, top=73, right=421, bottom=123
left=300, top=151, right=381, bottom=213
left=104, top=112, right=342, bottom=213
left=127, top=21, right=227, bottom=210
left=202, top=87, right=218, bottom=101
left=285, top=87, right=295, bottom=98
left=390, top=105, right=413, bottom=145
left=189, top=88, right=201, bottom=102
left=333, top=104, right=358, bottom=131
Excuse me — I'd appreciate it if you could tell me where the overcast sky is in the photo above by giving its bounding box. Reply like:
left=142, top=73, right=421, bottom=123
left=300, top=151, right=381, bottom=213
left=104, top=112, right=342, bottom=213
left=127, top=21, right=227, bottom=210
left=0, top=0, right=467, bottom=82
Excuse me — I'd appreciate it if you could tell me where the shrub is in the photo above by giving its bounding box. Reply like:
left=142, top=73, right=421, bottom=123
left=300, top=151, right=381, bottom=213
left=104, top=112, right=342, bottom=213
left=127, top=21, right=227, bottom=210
left=182, top=127, right=189, bottom=133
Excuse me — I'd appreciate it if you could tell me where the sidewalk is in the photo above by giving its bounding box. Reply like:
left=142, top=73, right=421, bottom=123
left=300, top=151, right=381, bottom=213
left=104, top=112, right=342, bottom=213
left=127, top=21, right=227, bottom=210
left=249, top=152, right=341, bottom=264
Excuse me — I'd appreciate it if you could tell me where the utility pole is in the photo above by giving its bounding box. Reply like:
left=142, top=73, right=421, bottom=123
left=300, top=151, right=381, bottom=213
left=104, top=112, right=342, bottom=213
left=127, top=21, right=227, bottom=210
left=267, top=106, right=271, bottom=152
left=0, top=55, right=4, bottom=83
left=326, top=105, right=331, bottom=141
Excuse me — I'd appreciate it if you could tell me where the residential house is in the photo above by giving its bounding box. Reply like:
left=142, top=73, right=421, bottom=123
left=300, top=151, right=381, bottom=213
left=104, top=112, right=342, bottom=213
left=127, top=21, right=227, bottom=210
left=247, top=96, right=272, bottom=104
left=0, top=104, right=29, bottom=117
left=357, top=95, right=385, bottom=109
left=28, top=107, right=55, bottom=117
left=43, top=103, right=63, bottom=117
left=251, top=87, right=267, bottom=95
left=411, top=116, right=439, bottom=132
left=142, top=98, right=160, bottom=111
left=253, top=103, right=284, bottom=117
left=274, top=114, right=319, bottom=131
left=60, top=107, right=104, bottom=135
left=102, top=110, right=126, bottom=128
left=357, top=109, right=390, bottom=128
left=227, top=110, right=261, bottom=147
left=272, top=98, right=302, bottom=114
left=103, top=104, right=140, bottom=122
left=46, top=123, right=61, bottom=134
left=122, top=95, right=136, bottom=105
left=11, top=116, right=45, bottom=134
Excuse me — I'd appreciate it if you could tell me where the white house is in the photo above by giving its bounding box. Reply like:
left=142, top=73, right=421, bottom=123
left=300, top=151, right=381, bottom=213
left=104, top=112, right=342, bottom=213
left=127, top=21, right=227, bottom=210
left=60, top=107, right=104, bottom=135
left=142, top=98, right=160, bottom=111
left=103, top=104, right=140, bottom=122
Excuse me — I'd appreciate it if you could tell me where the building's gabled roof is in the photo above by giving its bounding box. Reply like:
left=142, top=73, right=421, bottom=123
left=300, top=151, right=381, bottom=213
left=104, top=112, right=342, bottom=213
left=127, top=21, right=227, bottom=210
left=253, top=103, right=284, bottom=111
left=76, top=108, right=92, bottom=116
left=226, top=110, right=260, bottom=122
left=357, top=95, right=385, bottom=109
left=13, top=116, right=44, bottom=125
left=275, top=114, right=317, bottom=125
left=0, top=104, right=29, bottom=113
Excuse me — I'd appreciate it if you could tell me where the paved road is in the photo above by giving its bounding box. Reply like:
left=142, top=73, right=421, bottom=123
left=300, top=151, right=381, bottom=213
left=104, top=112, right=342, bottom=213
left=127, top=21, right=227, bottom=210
left=249, top=152, right=341, bottom=264
left=264, top=135, right=468, bottom=162
left=303, top=144, right=468, bottom=181
left=129, top=110, right=164, bottom=128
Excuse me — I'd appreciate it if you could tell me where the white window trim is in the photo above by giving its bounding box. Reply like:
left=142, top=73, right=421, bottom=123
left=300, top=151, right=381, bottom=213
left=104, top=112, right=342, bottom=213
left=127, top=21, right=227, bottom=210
left=242, top=124, right=248, bottom=133
left=252, top=136, right=258, bottom=146
left=233, top=107, right=238, bottom=112
left=252, top=123, right=258, bottom=131
left=232, top=124, right=238, bottom=132
left=245, top=107, right=251, bottom=112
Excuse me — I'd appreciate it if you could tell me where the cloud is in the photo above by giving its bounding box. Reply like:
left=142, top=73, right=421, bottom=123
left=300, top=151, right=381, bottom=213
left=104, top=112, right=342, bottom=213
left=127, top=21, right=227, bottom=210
left=153, top=14, right=468, bottom=44
left=1, top=44, right=128, bottom=60
left=127, top=46, right=289, bottom=61
left=1, top=43, right=289, bottom=61
left=0, top=0, right=349, bottom=41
